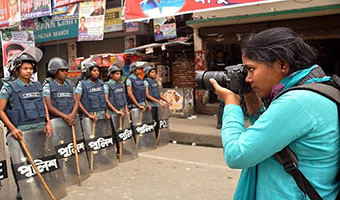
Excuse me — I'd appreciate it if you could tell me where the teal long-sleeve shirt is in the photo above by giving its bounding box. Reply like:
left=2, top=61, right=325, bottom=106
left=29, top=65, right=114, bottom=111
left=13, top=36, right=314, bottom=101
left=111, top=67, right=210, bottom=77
left=222, top=90, right=340, bottom=200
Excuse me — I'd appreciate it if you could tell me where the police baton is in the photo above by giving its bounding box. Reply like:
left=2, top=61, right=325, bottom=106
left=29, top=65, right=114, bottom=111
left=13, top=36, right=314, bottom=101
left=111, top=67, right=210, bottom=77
left=119, top=109, right=123, bottom=131
left=156, top=129, right=161, bottom=145
left=137, top=108, right=144, bottom=126
left=90, top=112, right=97, bottom=173
left=19, top=138, right=56, bottom=200
left=71, top=125, right=82, bottom=186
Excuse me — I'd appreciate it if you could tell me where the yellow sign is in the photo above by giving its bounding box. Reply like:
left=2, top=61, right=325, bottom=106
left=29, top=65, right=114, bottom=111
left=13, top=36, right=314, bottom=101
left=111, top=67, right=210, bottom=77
left=104, top=8, right=123, bottom=32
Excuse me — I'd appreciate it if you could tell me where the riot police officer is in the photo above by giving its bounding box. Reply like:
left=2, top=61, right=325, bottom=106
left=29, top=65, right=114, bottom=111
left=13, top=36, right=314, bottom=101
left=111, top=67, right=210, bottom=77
left=105, top=64, right=138, bottom=161
left=127, top=62, right=157, bottom=151
left=43, top=57, right=90, bottom=186
left=144, top=65, right=168, bottom=138
left=126, top=61, right=151, bottom=110
left=43, top=57, right=78, bottom=125
left=0, top=48, right=52, bottom=139
left=75, top=60, right=109, bottom=120
left=105, top=64, right=129, bottom=118
left=75, top=60, right=117, bottom=172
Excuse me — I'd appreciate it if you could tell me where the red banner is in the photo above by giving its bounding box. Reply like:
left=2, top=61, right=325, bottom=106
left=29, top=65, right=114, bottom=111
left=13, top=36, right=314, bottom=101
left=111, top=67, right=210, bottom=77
left=125, top=0, right=282, bottom=22
left=0, top=1, right=10, bottom=28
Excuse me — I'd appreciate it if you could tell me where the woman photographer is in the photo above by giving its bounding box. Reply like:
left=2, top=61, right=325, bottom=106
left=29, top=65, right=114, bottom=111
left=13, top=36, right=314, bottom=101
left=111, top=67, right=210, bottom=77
left=210, top=27, right=339, bottom=199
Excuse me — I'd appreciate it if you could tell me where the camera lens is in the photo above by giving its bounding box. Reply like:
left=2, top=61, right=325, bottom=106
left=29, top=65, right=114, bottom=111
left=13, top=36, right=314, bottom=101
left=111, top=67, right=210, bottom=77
left=195, top=71, right=227, bottom=90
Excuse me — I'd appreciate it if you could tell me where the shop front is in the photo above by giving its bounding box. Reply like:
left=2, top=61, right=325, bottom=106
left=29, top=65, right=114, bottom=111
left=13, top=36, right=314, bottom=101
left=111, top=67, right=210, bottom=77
left=188, top=3, right=340, bottom=114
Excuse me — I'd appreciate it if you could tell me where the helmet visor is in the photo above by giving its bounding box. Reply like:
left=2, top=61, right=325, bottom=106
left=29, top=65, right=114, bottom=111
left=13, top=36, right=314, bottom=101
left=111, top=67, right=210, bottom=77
left=21, top=46, right=43, bottom=62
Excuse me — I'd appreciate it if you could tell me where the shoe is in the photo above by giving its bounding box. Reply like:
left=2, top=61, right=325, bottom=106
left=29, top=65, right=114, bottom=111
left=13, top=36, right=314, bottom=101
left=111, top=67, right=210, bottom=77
left=216, top=125, right=222, bottom=129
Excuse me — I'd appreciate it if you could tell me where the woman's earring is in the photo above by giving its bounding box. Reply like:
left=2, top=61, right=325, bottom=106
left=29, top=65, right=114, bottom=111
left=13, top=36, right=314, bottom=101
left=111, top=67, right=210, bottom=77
left=282, top=70, right=285, bottom=73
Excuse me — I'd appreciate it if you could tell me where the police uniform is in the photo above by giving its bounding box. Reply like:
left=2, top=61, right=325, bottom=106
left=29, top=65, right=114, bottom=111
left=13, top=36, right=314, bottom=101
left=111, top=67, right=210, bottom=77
left=0, top=78, right=47, bottom=198
left=144, top=77, right=161, bottom=137
left=126, top=74, right=147, bottom=108
left=0, top=78, right=46, bottom=131
left=75, top=79, right=107, bottom=119
left=43, top=79, right=74, bottom=119
left=104, top=79, right=128, bottom=116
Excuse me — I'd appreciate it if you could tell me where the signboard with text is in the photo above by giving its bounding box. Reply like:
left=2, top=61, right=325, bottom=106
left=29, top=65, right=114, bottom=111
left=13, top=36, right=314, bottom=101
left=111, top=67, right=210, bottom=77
left=34, top=17, right=78, bottom=43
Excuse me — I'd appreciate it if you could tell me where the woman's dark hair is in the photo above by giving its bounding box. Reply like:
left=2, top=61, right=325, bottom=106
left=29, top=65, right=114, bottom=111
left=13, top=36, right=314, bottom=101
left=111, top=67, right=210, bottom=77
left=241, top=27, right=316, bottom=73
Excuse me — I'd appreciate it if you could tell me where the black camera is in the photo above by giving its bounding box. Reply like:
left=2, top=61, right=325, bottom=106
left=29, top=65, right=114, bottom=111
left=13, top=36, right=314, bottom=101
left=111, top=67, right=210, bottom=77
left=195, top=64, right=251, bottom=94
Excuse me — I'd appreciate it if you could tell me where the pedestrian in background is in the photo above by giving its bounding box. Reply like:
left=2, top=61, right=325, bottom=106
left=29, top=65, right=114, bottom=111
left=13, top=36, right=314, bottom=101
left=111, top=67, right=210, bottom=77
left=210, top=27, right=339, bottom=199
left=210, top=50, right=227, bottom=129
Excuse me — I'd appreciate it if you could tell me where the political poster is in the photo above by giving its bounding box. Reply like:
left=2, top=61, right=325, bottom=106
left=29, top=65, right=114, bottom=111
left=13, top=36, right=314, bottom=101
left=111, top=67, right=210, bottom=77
left=153, top=16, right=176, bottom=41
left=125, top=0, right=284, bottom=22
left=125, top=21, right=138, bottom=32
left=0, top=1, right=10, bottom=28
left=0, top=0, right=21, bottom=28
left=52, top=0, right=83, bottom=8
left=125, top=35, right=136, bottom=50
left=52, top=3, right=79, bottom=21
left=1, top=30, right=37, bottom=80
left=104, top=8, right=123, bottom=33
left=20, top=0, right=52, bottom=20
left=78, top=0, right=106, bottom=41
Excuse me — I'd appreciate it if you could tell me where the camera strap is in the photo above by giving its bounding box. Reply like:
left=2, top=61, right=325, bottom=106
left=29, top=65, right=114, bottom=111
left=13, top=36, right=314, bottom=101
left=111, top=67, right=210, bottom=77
left=272, top=80, right=340, bottom=200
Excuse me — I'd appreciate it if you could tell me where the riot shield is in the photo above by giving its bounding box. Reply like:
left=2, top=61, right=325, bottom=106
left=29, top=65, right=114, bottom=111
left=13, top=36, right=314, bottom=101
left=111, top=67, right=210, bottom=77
left=82, top=118, right=118, bottom=173
left=111, top=114, right=138, bottom=162
left=0, top=125, right=9, bottom=200
left=7, top=129, right=67, bottom=200
left=130, top=108, right=157, bottom=152
left=157, top=105, right=170, bottom=146
left=51, top=116, right=90, bottom=186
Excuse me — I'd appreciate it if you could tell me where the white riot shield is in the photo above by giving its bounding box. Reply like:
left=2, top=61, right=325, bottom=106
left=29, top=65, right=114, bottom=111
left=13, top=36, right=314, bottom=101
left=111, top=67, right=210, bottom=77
left=82, top=118, right=118, bottom=173
left=0, top=125, right=9, bottom=200
left=7, top=129, right=67, bottom=200
left=130, top=108, right=157, bottom=152
left=111, top=114, right=138, bottom=162
left=158, top=105, right=170, bottom=146
left=51, top=116, right=90, bottom=186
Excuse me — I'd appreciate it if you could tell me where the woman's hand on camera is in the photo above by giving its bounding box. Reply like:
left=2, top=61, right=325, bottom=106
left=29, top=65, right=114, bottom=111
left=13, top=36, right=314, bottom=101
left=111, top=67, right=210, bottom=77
left=209, top=78, right=241, bottom=105
left=243, top=90, right=263, bottom=116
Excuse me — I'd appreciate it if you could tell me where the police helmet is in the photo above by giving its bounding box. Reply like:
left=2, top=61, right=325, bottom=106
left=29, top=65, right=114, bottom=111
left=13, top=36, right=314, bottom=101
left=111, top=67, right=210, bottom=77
left=144, top=65, right=156, bottom=76
left=81, top=60, right=99, bottom=78
left=7, top=53, right=37, bottom=75
left=107, top=64, right=122, bottom=77
left=47, top=57, right=69, bottom=75
left=129, top=61, right=148, bottom=73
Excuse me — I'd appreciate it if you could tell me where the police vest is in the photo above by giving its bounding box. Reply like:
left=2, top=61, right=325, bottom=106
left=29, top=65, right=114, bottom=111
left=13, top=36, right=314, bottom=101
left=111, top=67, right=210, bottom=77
left=146, top=78, right=160, bottom=100
left=127, top=77, right=146, bottom=104
left=48, top=79, right=74, bottom=119
left=5, top=81, right=46, bottom=126
left=107, top=82, right=127, bottom=110
left=80, top=80, right=107, bottom=112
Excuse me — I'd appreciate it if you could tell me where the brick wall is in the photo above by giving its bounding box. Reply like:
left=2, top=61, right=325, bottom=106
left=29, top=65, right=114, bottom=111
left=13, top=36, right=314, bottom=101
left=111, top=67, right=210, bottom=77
left=171, top=60, right=196, bottom=88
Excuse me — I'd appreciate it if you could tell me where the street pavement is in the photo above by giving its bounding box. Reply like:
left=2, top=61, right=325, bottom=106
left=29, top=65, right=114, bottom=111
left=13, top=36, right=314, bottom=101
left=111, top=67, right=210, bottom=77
left=63, top=144, right=240, bottom=200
